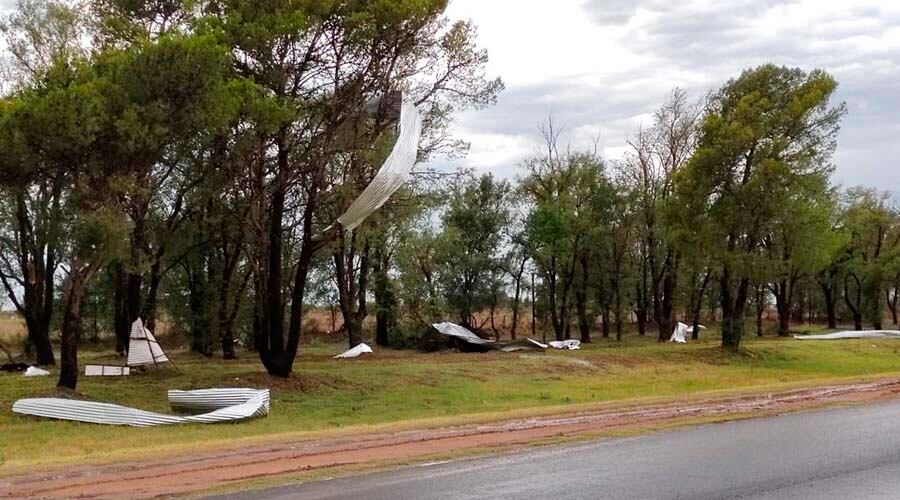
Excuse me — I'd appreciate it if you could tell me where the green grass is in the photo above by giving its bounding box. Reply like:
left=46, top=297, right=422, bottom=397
left=2, top=331, right=900, bottom=472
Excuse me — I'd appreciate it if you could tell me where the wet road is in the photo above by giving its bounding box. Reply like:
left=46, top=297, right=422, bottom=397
left=216, top=399, right=900, bottom=500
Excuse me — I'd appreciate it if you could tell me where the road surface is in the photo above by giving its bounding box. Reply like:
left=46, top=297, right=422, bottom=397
left=216, top=399, right=900, bottom=500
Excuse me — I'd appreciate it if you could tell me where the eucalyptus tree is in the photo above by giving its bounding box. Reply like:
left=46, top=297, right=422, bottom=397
left=839, top=187, right=899, bottom=330
left=623, top=88, right=700, bottom=341
left=0, top=0, right=90, bottom=364
left=670, top=65, right=845, bottom=351
left=10, top=32, right=233, bottom=389
left=366, top=186, right=437, bottom=347
left=762, top=188, right=839, bottom=336
left=88, top=0, right=232, bottom=353
left=200, top=1, right=501, bottom=376
left=394, top=217, right=442, bottom=331
left=501, top=202, right=530, bottom=339
left=522, top=124, right=611, bottom=342
left=436, top=173, right=511, bottom=331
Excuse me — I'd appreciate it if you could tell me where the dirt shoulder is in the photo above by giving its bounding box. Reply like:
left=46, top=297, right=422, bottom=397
left=4, top=377, right=900, bottom=499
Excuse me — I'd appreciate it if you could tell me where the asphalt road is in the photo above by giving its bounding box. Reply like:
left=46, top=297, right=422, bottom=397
left=217, top=399, right=900, bottom=500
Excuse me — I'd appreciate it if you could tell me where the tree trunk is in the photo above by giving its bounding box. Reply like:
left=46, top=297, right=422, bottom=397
left=112, top=264, right=129, bottom=354
left=142, top=261, right=162, bottom=334
left=844, top=273, right=863, bottom=331
left=652, top=250, right=677, bottom=342
left=509, top=259, right=526, bottom=340
left=372, top=247, right=395, bottom=347
left=613, top=251, right=624, bottom=342
left=575, top=255, right=591, bottom=343
left=601, top=307, right=611, bottom=339
left=635, top=280, right=647, bottom=337
left=773, top=279, right=791, bottom=337
left=28, top=319, right=55, bottom=366
left=886, top=287, right=898, bottom=326
left=691, top=272, right=711, bottom=341
left=720, top=268, right=749, bottom=351
left=822, top=283, right=837, bottom=329
left=58, top=263, right=91, bottom=390
left=755, top=285, right=765, bottom=338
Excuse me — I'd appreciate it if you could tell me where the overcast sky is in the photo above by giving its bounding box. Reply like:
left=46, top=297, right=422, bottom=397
left=435, top=0, right=900, bottom=191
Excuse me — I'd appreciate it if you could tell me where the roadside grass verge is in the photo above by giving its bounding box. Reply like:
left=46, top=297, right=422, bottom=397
left=2, top=332, right=900, bottom=471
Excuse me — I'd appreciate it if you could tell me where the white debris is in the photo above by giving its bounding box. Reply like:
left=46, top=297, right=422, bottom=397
left=528, top=338, right=550, bottom=349
left=432, top=322, right=492, bottom=345
left=13, top=388, right=270, bottom=426
left=548, top=340, right=581, bottom=350
left=334, top=343, right=374, bottom=359
left=85, top=365, right=131, bottom=376
left=670, top=322, right=689, bottom=343
left=794, top=330, right=900, bottom=340
left=23, top=366, right=49, bottom=377
left=127, top=318, right=170, bottom=367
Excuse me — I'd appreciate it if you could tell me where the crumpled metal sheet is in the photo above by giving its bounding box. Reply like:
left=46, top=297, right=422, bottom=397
left=337, top=98, right=422, bottom=231
left=12, top=388, right=269, bottom=427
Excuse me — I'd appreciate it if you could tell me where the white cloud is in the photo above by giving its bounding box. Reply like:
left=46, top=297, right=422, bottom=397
left=437, top=0, right=900, bottom=191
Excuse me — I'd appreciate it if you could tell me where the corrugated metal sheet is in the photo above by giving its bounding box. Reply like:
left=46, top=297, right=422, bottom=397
left=126, top=318, right=170, bottom=367
left=12, top=388, right=269, bottom=427
left=432, top=322, right=491, bottom=345
left=337, top=98, right=422, bottom=231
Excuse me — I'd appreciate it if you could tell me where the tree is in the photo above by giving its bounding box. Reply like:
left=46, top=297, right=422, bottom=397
left=670, top=65, right=845, bottom=351
left=624, top=88, right=700, bottom=341
left=0, top=0, right=89, bottom=365
left=762, top=187, right=839, bottom=336
left=523, top=123, right=612, bottom=342
left=839, top=188, right=899, bottom=330
left=11, top=30, right=234, bottom=389
left=203, top=1, right=501, bottom=376
left=437, top=173, right=510, bottom=329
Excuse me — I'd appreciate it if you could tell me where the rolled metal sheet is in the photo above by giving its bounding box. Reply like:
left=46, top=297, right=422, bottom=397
left=12, top=388, right=269, bottom=427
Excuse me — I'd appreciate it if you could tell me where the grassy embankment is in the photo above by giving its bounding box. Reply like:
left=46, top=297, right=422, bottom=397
left=2, top=326, right=900, bottom=472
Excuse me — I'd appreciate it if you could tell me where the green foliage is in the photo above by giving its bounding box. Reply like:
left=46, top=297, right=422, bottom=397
left=437, top=173, right=511, bottom=326
left=670, top=64, right=846, bottom=349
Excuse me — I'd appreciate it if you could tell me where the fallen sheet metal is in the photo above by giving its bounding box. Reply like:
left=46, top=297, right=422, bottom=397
left=12, top=388, right=269, bottom=427
left=432, top=322, right=546, bottom=352
left=498, top=338, right=547, bottom=352
left=548, top=340, right=581, bottom=350
left=334, top=343, right=374, bottom=359
left=432, top=322, right=492, bottom=345
left=794, top=330, right=900, bottom=340
left=85, top=365, right=131, bottom=376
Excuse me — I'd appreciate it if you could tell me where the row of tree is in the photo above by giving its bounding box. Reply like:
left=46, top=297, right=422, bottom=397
left=354, top=68, right=898, bottom=353
left=1, top=2, right=897, bottom=392
left=0, top=0, right=501, bottom=389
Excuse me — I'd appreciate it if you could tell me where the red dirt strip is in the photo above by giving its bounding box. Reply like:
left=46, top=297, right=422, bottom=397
left=4, top=378, right=900, bottom=499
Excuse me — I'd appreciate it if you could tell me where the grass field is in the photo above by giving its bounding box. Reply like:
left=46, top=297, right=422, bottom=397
left=3, top=329, right=900, bottom=472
